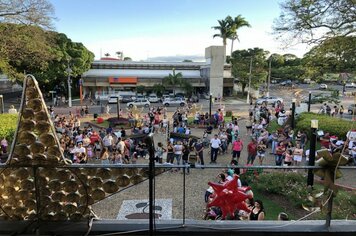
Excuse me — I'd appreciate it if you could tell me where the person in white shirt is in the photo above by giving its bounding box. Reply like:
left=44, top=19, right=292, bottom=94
left=102, top=134, right=113, bottom=152
left=210, top=134, right=221, bottom=164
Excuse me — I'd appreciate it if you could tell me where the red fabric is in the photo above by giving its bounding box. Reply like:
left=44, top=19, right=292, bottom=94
left=97, top=117, right=104, bottom=124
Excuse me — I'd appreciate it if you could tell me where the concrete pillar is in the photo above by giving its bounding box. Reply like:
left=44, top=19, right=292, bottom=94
left=205, top=46, right=225, bottom=99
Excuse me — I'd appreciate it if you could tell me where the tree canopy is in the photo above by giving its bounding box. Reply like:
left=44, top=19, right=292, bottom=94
left=0, top=0, right=55, bottom=29
left=0, top=23, right=94, bottom=93
left=231, top=48, right=269, bottom=93
left=274, top=0, right=356, bottom=45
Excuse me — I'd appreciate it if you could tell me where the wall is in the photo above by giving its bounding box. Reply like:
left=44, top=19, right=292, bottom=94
left=205, top=46, right=225, bottom=98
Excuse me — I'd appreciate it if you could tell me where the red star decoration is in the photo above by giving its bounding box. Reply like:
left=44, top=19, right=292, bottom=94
left=207, top=175, right=249, bottom=219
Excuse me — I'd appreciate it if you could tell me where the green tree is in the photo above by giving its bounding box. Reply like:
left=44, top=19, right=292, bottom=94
left=32, top=32, right=94, bottom=93
left=124, top=57, right=132, bottom=61
left=0, top=23, right=56, bottom=81
left=136, top=85, right=146, bottom=95
left=228, top=15, right=251, bottom=56
left=0, top=0, right=55, bottom=29
left=163, top=68, right=184, bottom=95
left=274, top=0, right=356, bottom=45
left=231, top=48, right=269, bottom=93
left=151, top=84, right=165, bottom=97
left=302, top=36, right=356, bottom=74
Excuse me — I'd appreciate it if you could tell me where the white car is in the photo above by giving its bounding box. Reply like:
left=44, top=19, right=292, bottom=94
left=148, top=95, right=159, bottom=103
left=256, top=96, right=283, bottom=105
left=108, top=95, right=121, bottom=104
left=345, top=82, right=356, bottom=88
left=162, top=98, right=187, bottom=107
left=127, top=99, right=150, bottom=108
left=319, top=84, right=328, bottom=89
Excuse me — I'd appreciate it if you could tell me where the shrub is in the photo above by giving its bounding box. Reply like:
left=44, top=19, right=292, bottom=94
left=296, top=112, right=352, bottom=139
left=107, top=117, right=129, bottom=127
left=0, top=114, right=18, bottom=143
left=253, top=172, right=309, bottom=207
left=225, top=110, right=232, bottom=117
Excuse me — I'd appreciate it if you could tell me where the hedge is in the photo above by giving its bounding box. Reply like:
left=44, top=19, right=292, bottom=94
left=296, top=112, right=353, bottom=139
left=0, top=114, right=18, bottom=142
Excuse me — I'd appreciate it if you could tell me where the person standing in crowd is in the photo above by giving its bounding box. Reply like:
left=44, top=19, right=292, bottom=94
left=293, top=143, right=304, bottom=166
left=182, top=143, right=190, bottom=174
left=275, top=141, right=286, bottom=166
left=247, top=139, right=257, bottom=165
left=103, top=133, right=113, bottom=152
left=194, top=139, right=205, bottom=167
left=155, top=142, right=166, bottom=164
left=232, top=136, right=243, bottom=163
left=210, top=134, right=221, bottom=164
left=0, top=137, right=8, bottom=154
left=100, top=147, right=110, bottom=164
left=278, top=212, right=289, bottom=221
left=173, top=141, right=183, bottom=171
left=166, top=140, right=174, bottom=164
left=249, top=199, right=265, bottom=221
left=256, top=140, right=267, bottom=165
left=339, top=105, right=344, bottom=118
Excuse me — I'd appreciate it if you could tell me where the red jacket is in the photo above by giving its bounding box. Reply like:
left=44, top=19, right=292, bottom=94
left=247, top=142, right=257, bottom=155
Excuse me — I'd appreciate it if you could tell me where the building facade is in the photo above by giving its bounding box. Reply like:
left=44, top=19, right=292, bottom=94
left=81, top=47, right=233, bottom=99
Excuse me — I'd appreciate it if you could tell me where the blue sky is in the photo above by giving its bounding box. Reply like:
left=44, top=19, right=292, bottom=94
left=51, top=0, right=310, bottom=61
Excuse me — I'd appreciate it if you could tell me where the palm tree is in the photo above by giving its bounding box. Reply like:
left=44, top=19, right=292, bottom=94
left=163, top=68, right=183, bottom=95
left=104, top=53, right=110, bottom=57
left=229, top=15, right=251, bottom=57
left=212, top=18, right=234, bottom=46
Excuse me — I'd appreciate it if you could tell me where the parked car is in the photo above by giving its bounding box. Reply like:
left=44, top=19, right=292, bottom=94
left=256, top=96, right=283, bottom=105
left=148, top=94, right=159, bottom=103
left=348, top=104, right=356, bottom=114
left=188, top=95, right=199, bottom=103
left=280, top=80, right=292, bottom=86
left=127, top=99, right=150, bottom=108
left=345, top=82, right=356, bottom=88
left=301, top=94, right=328, bottom=104
left=121, top=95, right=134, bottom=103
left=108, top=95, right=121, bottom=104
left=319, top=84, right=328, bottom=90
left=162, top=98, right=187, bottom=107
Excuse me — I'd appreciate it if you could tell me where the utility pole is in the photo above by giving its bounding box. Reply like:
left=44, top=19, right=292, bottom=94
left=246, top=57, right=253, bottom=104
left=66, top=59, right=72, bottom=108
left=266, top=56, right=272, bottom=97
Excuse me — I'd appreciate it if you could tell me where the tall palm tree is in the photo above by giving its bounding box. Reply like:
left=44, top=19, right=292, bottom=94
left=163, top=68, right=183, bottom=95
left=229, top=15, right=251, bottom=56
left=212, top=18, right=234, bottom=46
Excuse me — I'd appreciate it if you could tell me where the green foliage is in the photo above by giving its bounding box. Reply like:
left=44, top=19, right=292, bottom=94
left=0, top=114, right=18, bottom=142
left=231, top=47, right=269, bottom=93
left=296, top=113, right=352, bottom=139
left=253, top=172, right=309, bottom=207
left=274, top=0, right=356, bottom=45
left=225, top=110, right=233, bottom=117
left=303, top=36, right=356, bottom=74
left=254, top=172, right=356, bottom=220
left=136, top=85, right=146, bottom=95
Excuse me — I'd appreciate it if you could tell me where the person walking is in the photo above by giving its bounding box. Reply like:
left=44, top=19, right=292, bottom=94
left=247, top=139, right=257, bottom=165
left=210, top=134, right=221, bottom=164
left=194, top=139, right=205, bottom=167
left=231, top=136, right=243, bottom=163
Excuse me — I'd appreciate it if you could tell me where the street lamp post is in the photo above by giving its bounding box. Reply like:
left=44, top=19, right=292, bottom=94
left=66, top=60, right=72, bottom=108
left=307, top=119, right=318, bottom=187
left=246, top=57, right=253, bottom=104
left=209, top=93, right=212, bottom=124
left=308, top=91, right=312, bottom=112
left=291, top=98, right=296, bottom=129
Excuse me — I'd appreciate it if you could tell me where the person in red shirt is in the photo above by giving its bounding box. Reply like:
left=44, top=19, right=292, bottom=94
left=232, top=137, right=243, bottom=162
left=89, top=130, right=100, bottom=145
left=247, top=139, right=257, bottom=165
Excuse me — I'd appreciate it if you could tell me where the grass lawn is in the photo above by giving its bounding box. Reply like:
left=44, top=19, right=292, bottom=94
left=252, top=188, right=291, bottom=220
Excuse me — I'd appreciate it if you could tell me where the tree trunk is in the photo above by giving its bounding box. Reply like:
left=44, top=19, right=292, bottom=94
left=230, top=39, right=234, bottom=57
left=241, top=83, right=247, bottom=95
